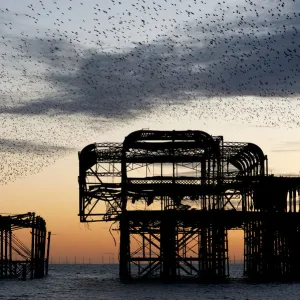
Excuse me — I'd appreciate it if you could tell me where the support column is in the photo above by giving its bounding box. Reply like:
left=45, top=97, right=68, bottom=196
left=31, top=218, right=35, bottom=280
left=9, top=227, right=12, bottom=278
left=0, top=229, right=3, bottom=279
left=4, top=228, right=8, bottom=278
left=160, top=215, right=177, bottom=281
left=119, top=215, right=130, bottom=281
left=45, top=231, right=51, bottom=276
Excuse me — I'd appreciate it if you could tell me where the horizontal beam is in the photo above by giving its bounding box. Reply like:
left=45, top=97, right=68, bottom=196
left=118, top=210, right=300, bottom=228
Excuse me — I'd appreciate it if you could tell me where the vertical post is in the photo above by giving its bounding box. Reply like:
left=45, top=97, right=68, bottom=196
left=35, top=222, right=39, bottom=278
left=160, top=213, right=176, bottom=281
left=199, top=226, right=208, bottom=278
left=298, top=189, right=300, bottom=213
left=120, top=140, right=130, bottom=281
left=0, top=229, right=2, bottom=279
left=78, top=152, right=84, bottom=222
left=293, top=188, right=296, bottom=213
left=212, top=225, right=216, bottom=278
left=161, top=162, right=163, bottom=210
left=119, top=215, right=130, bottom=281
left=289, top=189, right=293, bottom=213
left=9, top=227, right=12, bottom=278
left=31, top=216, right=35, bottom=279
left=244, top=225, right=247, bottom=277
left=4, top=228, right=8, bottom=278
left=41, top=228, right=46, bottom=277
left=201, top=159, right=206, bottom=209
left=45, top=231, right=51, bottom=276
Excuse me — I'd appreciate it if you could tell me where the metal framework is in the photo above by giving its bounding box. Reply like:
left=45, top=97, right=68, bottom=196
left=0, top=212, right=51, bottom=280
left=79, top=129, right=300, bottom=282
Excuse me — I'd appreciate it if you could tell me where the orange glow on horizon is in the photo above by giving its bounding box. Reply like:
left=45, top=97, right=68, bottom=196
left=4, top=122, right=300, bottom=264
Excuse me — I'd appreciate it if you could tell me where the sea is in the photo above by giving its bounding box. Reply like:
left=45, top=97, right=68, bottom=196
left=0, top=264, right=299, bottom=300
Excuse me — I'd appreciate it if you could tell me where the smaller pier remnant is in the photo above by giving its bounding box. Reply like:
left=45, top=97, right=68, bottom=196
left=0, top=212, right=51, bottom=280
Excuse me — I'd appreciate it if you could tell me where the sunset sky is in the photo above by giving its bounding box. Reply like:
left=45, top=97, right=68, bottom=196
left=1, top=0, right=300, bottom=263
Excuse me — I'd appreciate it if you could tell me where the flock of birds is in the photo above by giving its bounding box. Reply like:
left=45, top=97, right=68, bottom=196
left=0, top=0, right=300, bottom=184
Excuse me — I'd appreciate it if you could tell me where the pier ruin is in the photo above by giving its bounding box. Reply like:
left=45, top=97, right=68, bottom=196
left=78, top=129, right=300, bottom=282
left=0, top=212, right=51, bottom=280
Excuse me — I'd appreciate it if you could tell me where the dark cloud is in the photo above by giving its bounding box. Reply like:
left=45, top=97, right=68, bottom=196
left=2, top=6, right=300, bottom=120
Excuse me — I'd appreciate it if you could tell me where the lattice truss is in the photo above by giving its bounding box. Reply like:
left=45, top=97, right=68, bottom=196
left=127, top=220, right=229, bottom=280
left=78, top=130, right=269, bottom=222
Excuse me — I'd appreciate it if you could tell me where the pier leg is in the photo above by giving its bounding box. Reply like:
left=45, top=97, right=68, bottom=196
left=160, top=216, right=177, bottom=281
left=119, top=216, right=130, bottom=281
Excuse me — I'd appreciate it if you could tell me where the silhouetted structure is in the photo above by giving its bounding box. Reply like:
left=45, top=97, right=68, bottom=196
left=79, top=130, right=300, bottom=282
left=0, top=212, right=51, bottom=280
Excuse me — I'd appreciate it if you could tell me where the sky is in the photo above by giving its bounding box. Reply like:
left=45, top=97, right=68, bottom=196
left=1, top=0, right=300, bottom=263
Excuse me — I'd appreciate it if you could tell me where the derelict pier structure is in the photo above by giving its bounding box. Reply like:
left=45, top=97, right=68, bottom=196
left=0, top=212, right=51, bottom=280
left=79, top=130, right=300, bottom=282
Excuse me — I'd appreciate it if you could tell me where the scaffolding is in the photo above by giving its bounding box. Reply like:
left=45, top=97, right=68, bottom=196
left=79, top=129, right=300, bottom=282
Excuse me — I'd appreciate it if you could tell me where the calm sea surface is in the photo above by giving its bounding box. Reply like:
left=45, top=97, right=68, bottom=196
left=0, top=264, right=299, bottom=299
